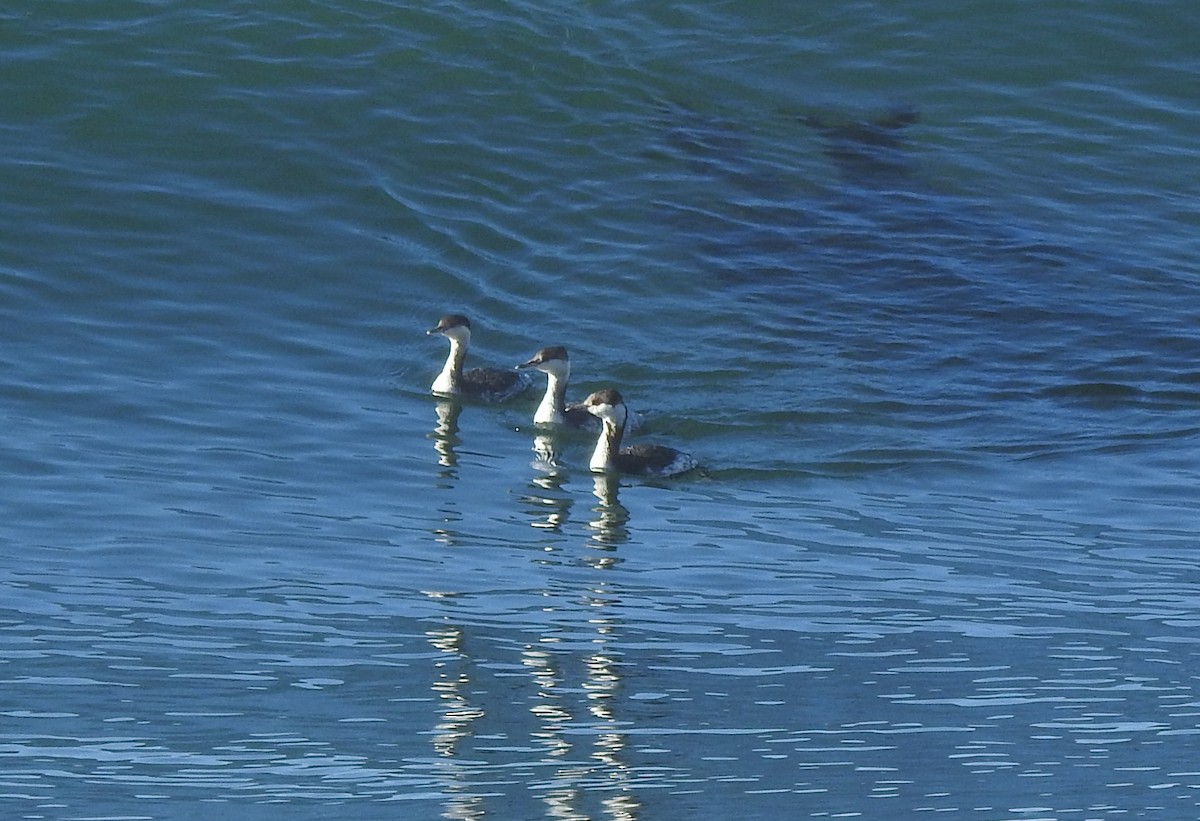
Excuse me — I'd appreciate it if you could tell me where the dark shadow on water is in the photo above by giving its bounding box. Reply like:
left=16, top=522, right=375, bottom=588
left=801, top=104, right=922, bottom=190
left=651, top=99, right=1093, bottom=299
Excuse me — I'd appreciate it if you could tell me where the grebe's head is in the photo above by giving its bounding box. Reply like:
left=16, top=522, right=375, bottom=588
left=584, top=388, right=627, bottom=427
left=518, top=345, right=570, bottom=377
left=428, top=313, right=472, bottom=343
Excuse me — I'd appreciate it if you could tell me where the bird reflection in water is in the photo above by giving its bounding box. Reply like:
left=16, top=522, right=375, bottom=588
left=424, top=615, right=487, bottom=820
left=584, top=626, right=640, bottom=821
left=423, top=506, right=638, bottom=819
left=588, top=474, right=629, bottom=548
left=522, top=556, right=639, bottom=817
left=531, top=431, right=559, bottom=470
left=524, top=634, right=640, bottom=818
left=429, top=399, right=462, bottom=473
left=525, top=472, right=572, bottom=534
left=517, top=431, right=573, bottom=534
left=429, top=399, right=464, bottom=546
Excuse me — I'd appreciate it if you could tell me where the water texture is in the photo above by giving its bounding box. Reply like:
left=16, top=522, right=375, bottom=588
left=2, top=1, right=1199, bottom=818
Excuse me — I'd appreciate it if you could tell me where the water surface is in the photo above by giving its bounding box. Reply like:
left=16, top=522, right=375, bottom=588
left=2, top=1, right=1199, bottom=818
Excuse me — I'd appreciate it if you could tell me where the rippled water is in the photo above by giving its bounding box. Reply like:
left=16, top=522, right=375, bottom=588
left=3, top=0, right=1199, bottom=818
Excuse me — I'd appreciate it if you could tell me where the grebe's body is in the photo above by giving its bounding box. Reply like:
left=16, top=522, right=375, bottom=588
left=428, top=314, right=531, bottom=402
left=584, top=388, right=696, bottom=477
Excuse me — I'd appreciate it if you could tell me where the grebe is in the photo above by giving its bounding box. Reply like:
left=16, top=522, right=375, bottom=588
left=517, top=345, right=597, bottom=429
left=518, top=345, right=642, bottom=432
left=427, top=314, right=532, bottom=402
left=584, top=388, right=696, bottom=477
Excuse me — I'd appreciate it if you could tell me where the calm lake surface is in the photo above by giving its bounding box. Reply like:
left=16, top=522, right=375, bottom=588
left=3, top=1, right=1199, bottom=819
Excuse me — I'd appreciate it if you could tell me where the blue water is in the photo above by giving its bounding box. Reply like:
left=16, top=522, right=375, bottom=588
left=3, top=1, right=1200, bottom=819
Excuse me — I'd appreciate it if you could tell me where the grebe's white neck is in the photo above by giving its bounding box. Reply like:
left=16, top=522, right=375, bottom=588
left=431, top=325, right=470, bottom=396
left=589, top=416, right=625, bottom=472
left=519, top=346, right=572, bottom=426
left=584, top=391, right=628, bottom=473
left=533, top=361, right=569, bottom=425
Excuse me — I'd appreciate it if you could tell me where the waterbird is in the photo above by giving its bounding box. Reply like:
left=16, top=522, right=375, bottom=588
left=428, top=313, right=532, bottom=402
left=519, top=345, right=643, bottom=432
left=583, top=388, right=696, bottom=477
